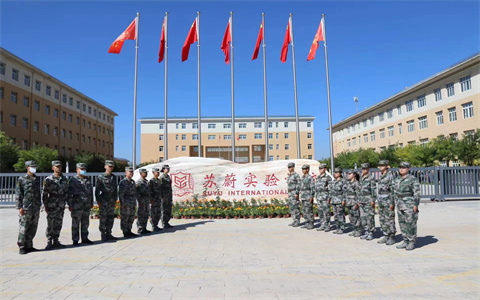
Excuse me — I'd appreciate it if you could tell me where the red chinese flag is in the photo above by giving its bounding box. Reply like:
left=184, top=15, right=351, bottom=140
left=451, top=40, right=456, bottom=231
left=280, top=20, right=291, bottom=63
left=158, top=18, right=166, bottom=63
left=252, top=22, right=263, bottom=60
left=307, top=17, right=325, bottom=61
left=221, top=17, right=232, bottom=64
left=108, top=18, right=136, bottom=54
left=182, top=19, right=198, bottom=62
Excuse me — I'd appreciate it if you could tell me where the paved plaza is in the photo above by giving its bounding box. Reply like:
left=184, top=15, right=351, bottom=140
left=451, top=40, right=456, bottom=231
left=1, top=201, right=479, bottom=299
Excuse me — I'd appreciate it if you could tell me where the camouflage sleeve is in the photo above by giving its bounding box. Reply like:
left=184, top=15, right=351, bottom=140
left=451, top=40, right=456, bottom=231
left=310, top=177, right=315, bottom=198
left=295, top=174, right=300, bottom=196
left=113, top=175, right=118, bottom=201
left=371, top=176, right=377, bottom=199
left=413, top=178, right=421, bottom=207
left=67, top=177, right=74, bottom=208
left=88, top=181, right=94, bottom=207
left=391, top=177, right=398, bottom=205
left=15, top=178, right=23, bottom=209
left=118, top=181, right=125, bottom=204
left=42, top=178, right=50, bottom=206
left=148, top=180, right=153, bottom=197
left=341, top=180, right=347, bottom=202
left=389, top=174, right=395, bottom=206
left=354, top=181, right=360, bottom=204
left=95, top=176, right=103, bottom=203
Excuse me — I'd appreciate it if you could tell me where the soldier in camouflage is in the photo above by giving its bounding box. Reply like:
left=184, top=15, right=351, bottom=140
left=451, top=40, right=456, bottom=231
left=358, top=163, right=376, bottom=241
left=42, top=160, right=69, bottom=250
left=67, top=163, right=94, bottom=246
left=160, top=164, right=174, bottom=229
left=328, top=167, right=347, bottom=234
left=286, top=162, right=301, bottom=227
left=299, top=165, right=315, bottom=230
left=136, top=168, right=151, bottom=234
left=15, top=160, right=41, bottom=255
left=315, top=163, right=331, bottom=231
left=394, top=162, right=421, bottom=251
left=149, top=167, right=163, bottom=232
left=95, top=160, right=118, bottom=242
left=119, top=167, right=138, bottom=238
left=345, top=170, right=362, bottom=237
left=376, top=160, right=396, bottom=246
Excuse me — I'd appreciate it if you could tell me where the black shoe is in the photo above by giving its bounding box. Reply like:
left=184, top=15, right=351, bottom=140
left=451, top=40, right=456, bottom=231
left=123, top=232, right=131, bottom=238
left=53, top=240, right=66, bottom=249
left=81, top=238, right=94, bottom=244
left=140, top=229, right=151, bottom=234
left=45, top=240, right=53, bottom=250
left=26, top=247, right=39, bottom=253
left=153, top=226, right=163, bottom=232
left=106, top=233, right=118, bottom=241
left=129, top=231, right=138, bottom=237
left=164, top=223, right=173, bottom=229
left=73, top=241, right=79, bottom=246
left=19, top=248, right=27, bottom=255
left=101, top=234, right=108, bottom=242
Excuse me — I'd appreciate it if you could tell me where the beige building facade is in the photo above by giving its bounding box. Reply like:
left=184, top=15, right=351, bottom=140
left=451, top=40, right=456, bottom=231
left=0, top=48, right=117, bottom=158
left=140, top=116, right=315, bottom=164
left=332, top=53, right=479, bottom=156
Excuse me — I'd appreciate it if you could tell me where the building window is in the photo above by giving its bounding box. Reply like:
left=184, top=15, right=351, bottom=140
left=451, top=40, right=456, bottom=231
left=450, top=133, right=458, bottom=141
left=436, top=111, right=444, bottom=125
left=159, top=123, right=164, bottom=129
left=307, top=133, right=312, bottom=139
left=175, top=134, right=178, bottom=140
left=397, top=105, right=402, bottom=115
left=276, top=133, right=279, bottom=139
left=417, top=95, right=426, bottom=108
left=276, top=144, right=279, bottom=150
left=269, top=156, right=273, bottom=161
left=388, top=126, right=394, bottom=137
left=307, top=144, right=312, bottom=150
left=182, top=134, right=186, bottom=140
left=380, top=129, right=385, bottom=139
left=10, top=114, right=17, bottom=126
left=208, top=135, right=216, bottom=140
left=223, top=135, right=231, bottom=140
left=284, top=122, right=289, bottom=128
left=0, top=87, right=3, bottom=99
left=418, top=116, right=428, bottom=129
left=462, top=102, right=474, bottom=119
left=62, top=111, right=66, bottom=120
left=87, top=121, right=91, bottom=129
left=239, top=123, right=246, bottom=128
left=11, top=92, right=17, bottom=103
left=448, top=107, right=457, bottom=122
left=370, top=131, right=375, bottom=142
left=406, top=100, right=413, bottom=112
left=175, top=123, right=179, bottom=129
left=284, top=133, right=289, bottom=139
left=460, top=75, right=471, bottom=92
left=181, top=123, right=186, bottom=129
left=76, top=117, right=80, bottom=125
left=23, top=97, right=29, bottom=107
left=254, top=133, right=262, bottom=139
left=68, top=131, right=72, bottom=139
left=208, top=123, right=216, bottom=129
left=54, top=90, right=59, bottom=99
left=446, top=82, right=454, bottom=97
left=347, top=126, right=350, bottom=134
left=268, top=122, right=273, bottom=128
left=45, top=105, right=50, bottom=115
left=253, top=145, right=262, bottom=151
left=0, top=63, right=4, bottom=75
left=88, top=106, right=91, bottom=114
left=285, top=144, right=290, bottom=150
left=276, top=122, right=279, bottom=128
left=62, top=94, right=67, bottom=103
left=54, top=108, right=58, bottom=118
left=420, top=138, right=429, bottom=145
left=387, top=109, right=393, bottom=119
left=159, top=146, right=164, bottom=152
left=223, top=123, right=231, bottom=129
left=363, top=134, right=368, bottom=143
left=83, top=104, right=86, bottom=112
left=76, top=100, right=80, bottom=109
left=369, top=117, right=374, bottom=125
left=192, top=123, right=198, bottom=129
left=352, top=138, right=356, bottom=146
left=407, top=120, right=415, bottom=132
left=398, top=123, right=403, bottom=134
left=254, top=122, right=262, bottom=128
left=239, top=134, right=247, bottom=140
left=268, top=133, right=273, bottom=139
left=22, top=140, right=28, bottom=150
left=175, top=146, right=179, bottom=151
left=61, top=129, right=66, bottom=138
left=69, top=97, right=73, bottom=106
left=347, top=140, right=351, bottom=147
left=35, top=81, right=41, bottom=91
left=434, top=88, right=442, bottom=101
left=24, top=75, right=31, bottom=86
left=159, top=135, right=164, bottom=140
left=307, top=121, right=312, bottom=127
left=193, top=134, right=198, bottom=140
left=22, top=118, right=28, bottom=129
left=44, top=124, right=50, bottom=134
left=269, top=144, right=273, bottom=150
left=362, top=119, right=367, bottom=128
left=12, top=69, right=19, bottom=81
left=68, top=114, right=72, bottom=122
left=34, top=100, right=40, bottom=111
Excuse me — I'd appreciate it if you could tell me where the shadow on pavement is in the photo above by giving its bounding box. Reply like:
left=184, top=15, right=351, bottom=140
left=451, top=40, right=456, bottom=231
left=415, top=235, right=439, bottom=248
left=163, top=220, right=214, bottom=232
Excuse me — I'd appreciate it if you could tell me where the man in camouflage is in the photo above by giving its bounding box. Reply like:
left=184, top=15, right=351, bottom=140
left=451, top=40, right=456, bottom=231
left=299, top=165, right=315, bottom=230
left=345, top=170, right=362, bottom=237
left=315, top=163, right=331, bottom=231
left=119, top=167, right=138, bottom=238
left=136, top=168, right=151, bottom=234
left=394, top=162, right=421, bottom=251
left=377, top=160, right=396, bottom=246
left=286, top=162, right=301, bottom=227
left=43, top=160, right=69, bottom=250
left=95, top=160, right=118, bottom=241
left=15, top=160, right=41, bottom=254
left=149, top=167, right=163, bottom=232
left=67, top=163, right=94, bottom=246
left=358, top=163, right=376, bottom=241
left=328, top=167, right=347, bottom=234
left=160, top=164, right=174, bottom=229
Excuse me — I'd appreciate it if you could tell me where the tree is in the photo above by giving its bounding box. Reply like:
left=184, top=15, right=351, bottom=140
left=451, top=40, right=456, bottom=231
left=74, top=153, right=107, bottom=172
left=0, top=132, right=19, bottom=172
left=378, top=146, right=400, bottom=167
left=431, top=135, right=456, bottom=166
left=14, top=146, right=58, bottom=172
left=137, top=160, right=157, bottom=168
left=356, top=148, right=379, bottom=167
left=454, top=129, right=480, bottom=166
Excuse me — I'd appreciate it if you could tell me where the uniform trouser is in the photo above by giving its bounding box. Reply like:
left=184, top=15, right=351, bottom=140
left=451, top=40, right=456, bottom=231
left=316, top=199, right=330, bottom=227
left=288, top=192, right=300, bottom=222
left=99, top=200, right=115, bottom=234
left=378, top=199, right=396, bottom=236
left=45, top=204, right=65, bottom=241
left=121, top=202, right=136, bottom=233
left=18, top=209, right=40, bottom=249
left=396, top=200, right=418, bottom=243
left=150, top=199, right=161, bottom=227
left=359, top=202, right=375, bottom=233
left=137, top=199, right=150, bottom=230
left=346, top=205, right=361, bottom=231
left=301, top=200, right=314, bottom=224
left=332, top=203, right=345, bottom=230
left=161, top=194, right=172, bottom=225
left=71, top=207, right=90, bottom=242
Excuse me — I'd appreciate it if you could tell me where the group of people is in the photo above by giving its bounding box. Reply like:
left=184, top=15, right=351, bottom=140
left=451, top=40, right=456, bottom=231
left=287, top=160, right=421, bottom=251
left=15, top=160, right=173, bottom=255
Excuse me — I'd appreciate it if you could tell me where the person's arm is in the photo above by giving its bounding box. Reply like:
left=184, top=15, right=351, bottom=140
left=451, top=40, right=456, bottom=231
left=309, top=177, right=315, bottom=203
left=113, top=175, right=118, bottom=201
left=67, top=178, right=74, bottom=211
left=118, top=181, right=125, bottom=205
left=95, top=176, right=103, bottom=206
left=413, top=177, right=421, bottom=211
left=42, top=178, right=50, bottom=208
left=388, top=173, right=395, bottom=209
left=295, top=174, right=300, bottom=200
left=88, top=180, right=94, bottom=208
left=15, top=178, right=24, bottom=214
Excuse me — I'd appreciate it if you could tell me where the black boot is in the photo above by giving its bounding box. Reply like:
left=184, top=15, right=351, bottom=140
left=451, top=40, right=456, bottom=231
left=81, top=238, right=94, bottom=244
left=73, top=241, right=79, bottom=246
left=45, top=240, right=53, bottom=250
left=129, top=231, right=138, bottom=237
left=53, top=240, right=66, bottom=249
left=26, top=247, right=39, bottom=253
left=106, top=233, right=118, bottom=241
left=101, top=233, right=108, bottom=242
left=164, top=222, right=173, bottom=229
left=19, top=248, right=27, bottom=255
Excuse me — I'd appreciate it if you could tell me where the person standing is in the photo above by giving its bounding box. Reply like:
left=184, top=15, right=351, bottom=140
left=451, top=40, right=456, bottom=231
left=377, top=160, right=396, bottom=246
left=160, top=165, right=174, bottom=229
left=358, top=163, right=376, bottom=241
left=95, top=160, right=118, bottom=241
left=67, top=163, right=94, bottom=246
left=149, top=167, right=163, bottom=232
left=394, top=162, right=421, bottom=251
left=328, top=167, right=346, bottom=234
left=345, top=170, right=361, bottom=237
left=15, top=160, right=41, bottom=254
left=286, top=162, right=301, bottom=227
left=299, top=165, right=315, bottom=230
left=315, top=163, right=332, bottom=231
left=119, top=167, right=137, bottom=238
left=136, top=168, right=151, bottom=234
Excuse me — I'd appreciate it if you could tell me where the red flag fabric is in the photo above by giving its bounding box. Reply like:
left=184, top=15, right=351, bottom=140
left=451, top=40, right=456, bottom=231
left=307, top=17, right=325, bottom=61
left=108, top=18, right=136, bottom=54
left=280, top=20, right=291, bottom=63
left=252, top=22, right=263, bottom=60
left=182, top=19, right=198, bottom=62
left=158, top=18, right=166, bottom=63
left=221, top=17, right=232, bottom=64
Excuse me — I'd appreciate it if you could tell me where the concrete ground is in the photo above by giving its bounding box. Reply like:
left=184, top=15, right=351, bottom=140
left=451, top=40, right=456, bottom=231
left=1, top=201, right=479, bottom=299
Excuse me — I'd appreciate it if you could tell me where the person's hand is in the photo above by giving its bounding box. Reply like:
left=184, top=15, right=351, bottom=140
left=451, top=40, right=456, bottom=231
left=342, top=201, right=345, bottom=206
left=413, top=206, right=418, bottom=213
left=354, top=204, right=359, bottom=210
left=309, top=198, right=313, bottom=204
left=68, top=206, right=73, bottom=212
left=19, top=208, right=24, bottom=216
left=295, top=194, right=299, bottom=201
left=44, top=207, right=48, bottom=214
left=371, top=201, right=375, bottom=208
left=389, top=204, right=394, bottom=211
left=328, top=199, right=331, bottom=204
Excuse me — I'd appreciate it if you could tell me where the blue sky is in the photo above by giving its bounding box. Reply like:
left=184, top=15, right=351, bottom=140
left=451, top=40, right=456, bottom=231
left=1, top=0, right=479, bottom=162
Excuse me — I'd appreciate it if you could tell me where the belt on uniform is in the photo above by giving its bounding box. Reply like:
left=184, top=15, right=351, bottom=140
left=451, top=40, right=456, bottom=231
left=378, top=192, right=390, bottom=195
left=346, top=194, right=356, bottom=196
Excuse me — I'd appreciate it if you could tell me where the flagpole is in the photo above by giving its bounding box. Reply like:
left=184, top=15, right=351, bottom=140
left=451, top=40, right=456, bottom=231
left=323, top=14, right=335, bottom=172
left=133, top=12, right=140, bottom=169
left=164, top=12, right=168, bottom=161
left=262, top=13, right=269, bottom=162
left=197, top=11, right=202, bottom=158
left=230, top=12, right=236, bottom=163
left=290, top=13, right=301, bottom=159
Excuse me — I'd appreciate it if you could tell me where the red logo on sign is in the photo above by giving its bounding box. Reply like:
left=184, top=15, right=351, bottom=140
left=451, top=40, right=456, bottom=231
left=171, top=171, right=194, bottom=197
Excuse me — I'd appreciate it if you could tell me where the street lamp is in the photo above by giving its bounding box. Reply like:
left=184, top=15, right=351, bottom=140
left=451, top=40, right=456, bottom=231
left=354, top=97, right=359, bottom=113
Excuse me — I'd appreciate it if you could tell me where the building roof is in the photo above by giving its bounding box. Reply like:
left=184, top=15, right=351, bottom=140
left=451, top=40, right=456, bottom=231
left=139, top=115, right=316, bottom=122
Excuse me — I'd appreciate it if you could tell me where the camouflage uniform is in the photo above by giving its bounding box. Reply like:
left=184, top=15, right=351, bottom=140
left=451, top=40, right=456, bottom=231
left=159, top=166, right=173, bottom=228
left=42, top=162, right=69, bottom=244
left=149, top=167, right=162, bottom=230
left=95, top=161, right=118, bottom=239
left=345, top=174, right=361, bottom=236
left=119, top=171, right=137, bottom=235
left=136, top=169, right=151, bottom=232
left=377, top=160, right=396, bottom=244
left=15, top=161, right=41, bottom=253
left=314, top=166, right=331, bottom=230
left=299, top=165, right=315, bottom=229
left=394, top=162, right=421, bottom=250
left=68, top=169, right=93, bottom=243
left=358, top=165, right=376, bottom=239
left=329, top=169, right=347, bottom=233
left=287, top=162, right=301, bottom=226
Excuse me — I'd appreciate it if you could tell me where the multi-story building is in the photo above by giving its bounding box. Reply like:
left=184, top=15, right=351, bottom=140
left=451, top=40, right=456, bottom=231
left=332, top=53, right=479, bottom=155
left=0, top=47, right=117, bottom=158
left=140, top=116, right=315, bottom=163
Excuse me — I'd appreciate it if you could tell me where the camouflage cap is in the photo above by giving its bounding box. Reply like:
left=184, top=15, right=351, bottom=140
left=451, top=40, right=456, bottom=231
left=105, top=160, right=115, bottom=166
left=287, top=162, right=295, bottom=168
left=318, top=163, right=327, bottom=169
left=76, top=163, right=87, bottom=169
left=25, top=160, right=37, bottom=167
left=125, top=167, right=134, bottom=172
left=162, top=164, right=170, bottom=169
left=378, top=160, right=389, bottom=166
left=52, top=160, right=62, bottom=166
left=399, top=161, right=411, bottom=168
left=347, top=169, right=357, bottom=174
left=301, top=164, right=310, bottom=169
left=361, top=163, right=370, bottom=169
left=334, top=167, right=342, bottom=173
left=152, top=167, right=160, bottom=172
left=139, top=168, right=148, bottom=173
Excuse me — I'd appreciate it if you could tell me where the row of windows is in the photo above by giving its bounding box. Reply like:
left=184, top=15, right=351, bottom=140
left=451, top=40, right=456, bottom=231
left=12, top=138, right=113, bottom=157
left=269, top=155, right=313, bottom=161
left=159, top=132, right=312, bottom=141
left=164, top=121, right=312, bottom=130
